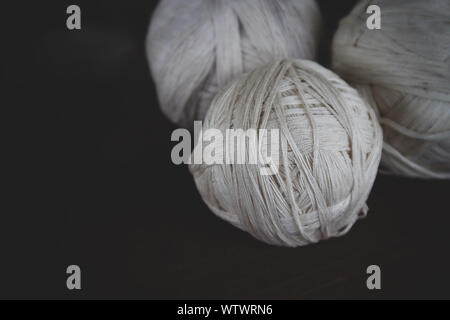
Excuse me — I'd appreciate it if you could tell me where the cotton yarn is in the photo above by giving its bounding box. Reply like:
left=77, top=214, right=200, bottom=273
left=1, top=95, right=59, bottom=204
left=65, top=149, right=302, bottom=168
left=190, top=60, right=383, bottom=247
left=332, top=0, right=450, bottom=179
left=147, top=0, right=322, bottom=127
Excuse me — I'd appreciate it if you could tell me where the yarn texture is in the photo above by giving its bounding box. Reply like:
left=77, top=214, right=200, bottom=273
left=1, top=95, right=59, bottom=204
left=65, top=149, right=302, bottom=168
left=190, top=60, right=383, bottom=247
left=147, top=0, right=322, bottom=127
left=332, top=0, right=450, bottom=179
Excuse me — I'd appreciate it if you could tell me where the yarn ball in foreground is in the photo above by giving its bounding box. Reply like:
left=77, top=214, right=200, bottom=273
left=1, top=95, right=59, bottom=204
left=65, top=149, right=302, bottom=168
left=147, top=0, right=322, bottom=127
left=190, top=60, right=383, bottom=247
left=332, top=0, right=450, bottom=179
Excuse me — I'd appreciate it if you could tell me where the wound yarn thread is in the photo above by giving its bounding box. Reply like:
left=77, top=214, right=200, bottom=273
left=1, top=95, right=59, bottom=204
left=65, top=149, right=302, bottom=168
left=147, top=0, right=322, bottom=127
left=332, top=0, right=450, bottom=179
left=190, top=60, right=383, bottom=247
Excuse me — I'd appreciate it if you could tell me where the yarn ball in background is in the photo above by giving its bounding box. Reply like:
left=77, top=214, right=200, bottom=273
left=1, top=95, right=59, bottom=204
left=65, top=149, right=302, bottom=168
left=147, top=0, right=322, bottom=127
left=332, top=0, right=450, bottom=179
left=190, top=60, right=383, bottom=247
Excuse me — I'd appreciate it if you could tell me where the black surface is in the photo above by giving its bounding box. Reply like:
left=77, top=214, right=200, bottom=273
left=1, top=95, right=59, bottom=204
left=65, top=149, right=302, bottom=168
left=2, top=0, right=449, bottom=299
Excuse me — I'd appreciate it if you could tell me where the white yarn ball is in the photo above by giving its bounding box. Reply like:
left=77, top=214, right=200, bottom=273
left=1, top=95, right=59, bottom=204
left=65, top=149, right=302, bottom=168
left=332, top=0, right=450, bottom=179
left=147, top=0, right=322, bottom=127
left=190, top=60, right=383, bottom=247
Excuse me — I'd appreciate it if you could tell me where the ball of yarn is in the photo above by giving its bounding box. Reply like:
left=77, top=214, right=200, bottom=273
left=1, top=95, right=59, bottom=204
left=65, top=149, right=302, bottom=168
left=332, top=0, right=450, bottom=178
left=190, top=60, right=382, bottom=247
left=147, top=0, right=322, bottom=127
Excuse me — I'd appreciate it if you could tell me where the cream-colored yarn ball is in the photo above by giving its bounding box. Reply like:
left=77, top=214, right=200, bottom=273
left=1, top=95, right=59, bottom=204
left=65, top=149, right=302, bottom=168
left=190, top=60, right=383, bottom=247
left=147, top=0, right=322, bottom=127
left=332, top=0, right=450, bottom=179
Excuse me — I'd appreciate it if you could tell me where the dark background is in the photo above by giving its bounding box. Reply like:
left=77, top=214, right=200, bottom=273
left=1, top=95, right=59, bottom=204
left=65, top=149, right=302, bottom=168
left=2, top=0, right=449, bottom=299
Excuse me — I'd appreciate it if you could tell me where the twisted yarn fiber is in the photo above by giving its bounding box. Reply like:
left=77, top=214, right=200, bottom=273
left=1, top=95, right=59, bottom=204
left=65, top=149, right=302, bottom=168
left=190, top=60, right=383, bottom=247
left=147, top=0, right=321, bottom=127
left=332, top=0, right=450, bottom=179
